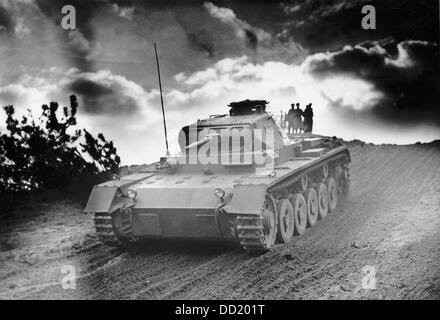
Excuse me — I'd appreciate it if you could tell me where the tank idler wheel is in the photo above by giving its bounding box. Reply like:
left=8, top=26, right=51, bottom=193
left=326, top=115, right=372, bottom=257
left=322, top=163, right=329, bottom=178
left=111, top=210, right=135, bottom=244
left=276, top=198, right=295, bottom=243
left=289, top=193, right=307, bottom=236
left=305, top=187, right=318, bottom=227
left=317, top=182, right=329, bottom=220
left=327, top=177, right=338, bottom=212
left=261, top=196, right=278, bottom=247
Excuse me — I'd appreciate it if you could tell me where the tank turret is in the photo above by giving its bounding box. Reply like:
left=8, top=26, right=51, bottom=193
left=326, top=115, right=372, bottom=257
left=228, top=99, right=268, bottom=115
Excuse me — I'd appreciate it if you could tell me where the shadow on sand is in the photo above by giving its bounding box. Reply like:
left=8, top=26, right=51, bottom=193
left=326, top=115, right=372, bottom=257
left=124, top=238, right=242, bottom=257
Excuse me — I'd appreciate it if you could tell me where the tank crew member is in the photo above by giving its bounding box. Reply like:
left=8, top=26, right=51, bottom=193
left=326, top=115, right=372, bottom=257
left=287, top=104, right=296, bottom=134
left=303, top=103, right=314, bottom=133
left=293, top=103, right=303, bottom=134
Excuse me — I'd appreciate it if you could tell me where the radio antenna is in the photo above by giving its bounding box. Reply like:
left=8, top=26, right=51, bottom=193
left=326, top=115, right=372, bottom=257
left=154, top=42, right=170, bottom=156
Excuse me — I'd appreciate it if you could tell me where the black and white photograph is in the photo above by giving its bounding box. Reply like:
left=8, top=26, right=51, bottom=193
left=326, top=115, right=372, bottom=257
left=0, top=0, right=439, bottom=304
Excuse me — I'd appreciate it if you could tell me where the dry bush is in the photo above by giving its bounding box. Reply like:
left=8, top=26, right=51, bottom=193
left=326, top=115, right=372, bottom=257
left=0, top=95, right=120, bottom=213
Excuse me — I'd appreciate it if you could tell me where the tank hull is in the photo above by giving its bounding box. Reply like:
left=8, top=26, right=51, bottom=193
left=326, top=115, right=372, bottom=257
left=86, top=135, right=351, bottom=252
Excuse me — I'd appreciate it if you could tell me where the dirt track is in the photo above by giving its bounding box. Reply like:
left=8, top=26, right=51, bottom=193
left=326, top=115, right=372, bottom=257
left=1, top=141, right=439, bottom=299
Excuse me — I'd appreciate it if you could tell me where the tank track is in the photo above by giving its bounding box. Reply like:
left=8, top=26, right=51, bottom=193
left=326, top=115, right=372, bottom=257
left=235, top=156, right=350, bottom=254
left=94, top=211, right=134, bottom=246
left=236, top=215, right=267, bottom=253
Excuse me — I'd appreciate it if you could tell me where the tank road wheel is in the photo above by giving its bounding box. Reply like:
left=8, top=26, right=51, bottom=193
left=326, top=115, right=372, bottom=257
left=290, top=193, right=307, bottom=236
left=276, top=198, right=295, bottom=243
left=261, top=196, right=278, bottom=247
left=327, top=177, right=338, bottom=212
left=305, top=188, right=318, bottom=227
left=317, top=182, right=329, bottom=220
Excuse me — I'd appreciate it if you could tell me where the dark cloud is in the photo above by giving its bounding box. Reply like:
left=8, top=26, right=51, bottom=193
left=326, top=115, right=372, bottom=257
left=176, top=2, right=262, bottom=56
left=280, top=0, right=439, bottom=52
left=29, top=0, right=303, bottom=77
left=308, top=40, right=440, bottom=125
left=67, top=77, right=139, bottom=115
left=243, top=28, right=258, bottom=50
left=0, top=5, right=13, bottom=34
left=68, top=78, right=112, bottom=97
left=186, top=32, right=215, bottom=57
left=35, top=0, right=111, bottom=71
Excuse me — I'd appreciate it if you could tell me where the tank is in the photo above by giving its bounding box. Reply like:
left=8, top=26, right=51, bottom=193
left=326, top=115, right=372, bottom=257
left=84, top=100, right=351, bottom=253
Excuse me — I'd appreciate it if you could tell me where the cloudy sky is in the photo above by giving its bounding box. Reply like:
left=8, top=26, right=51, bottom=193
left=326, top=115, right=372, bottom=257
left=0, top=0, right=438, bottom=164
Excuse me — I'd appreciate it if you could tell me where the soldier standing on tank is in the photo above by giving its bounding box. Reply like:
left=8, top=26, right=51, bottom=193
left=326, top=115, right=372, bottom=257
left=287, top=104, right=295, bottom=134
left=303, top=103, right=314, bottom=133
left=293, top=103, right=303, bottom=134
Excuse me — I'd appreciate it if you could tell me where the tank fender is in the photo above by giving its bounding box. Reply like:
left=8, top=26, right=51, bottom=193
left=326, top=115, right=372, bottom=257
left=84, top=185, right=127, bottom=213
left=344, top=148, right=351, bottom=163
left=223, top=183, right=267, bottom=215
left=338, top=147, right=351, bottom=163
left=84, top=172, right=155, bottom=213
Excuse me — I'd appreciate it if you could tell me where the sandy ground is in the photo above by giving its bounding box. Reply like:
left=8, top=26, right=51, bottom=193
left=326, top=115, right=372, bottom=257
left=0, top=141, right=439, bottom=300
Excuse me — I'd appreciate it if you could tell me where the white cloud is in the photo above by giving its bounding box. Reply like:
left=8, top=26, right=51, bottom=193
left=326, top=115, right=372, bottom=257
left=386, top=41, right=430, bottom=68
left=169, top=54, right=383, bottom=114
left=204, top=1, right=269, bottom=41
left=112, top=4, right=135, bottom=20
left=14, top=17, right=29, bottom=36
left=0, top=83, right=49, bottom=108
left=161, top=54, right=424, bottom=150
